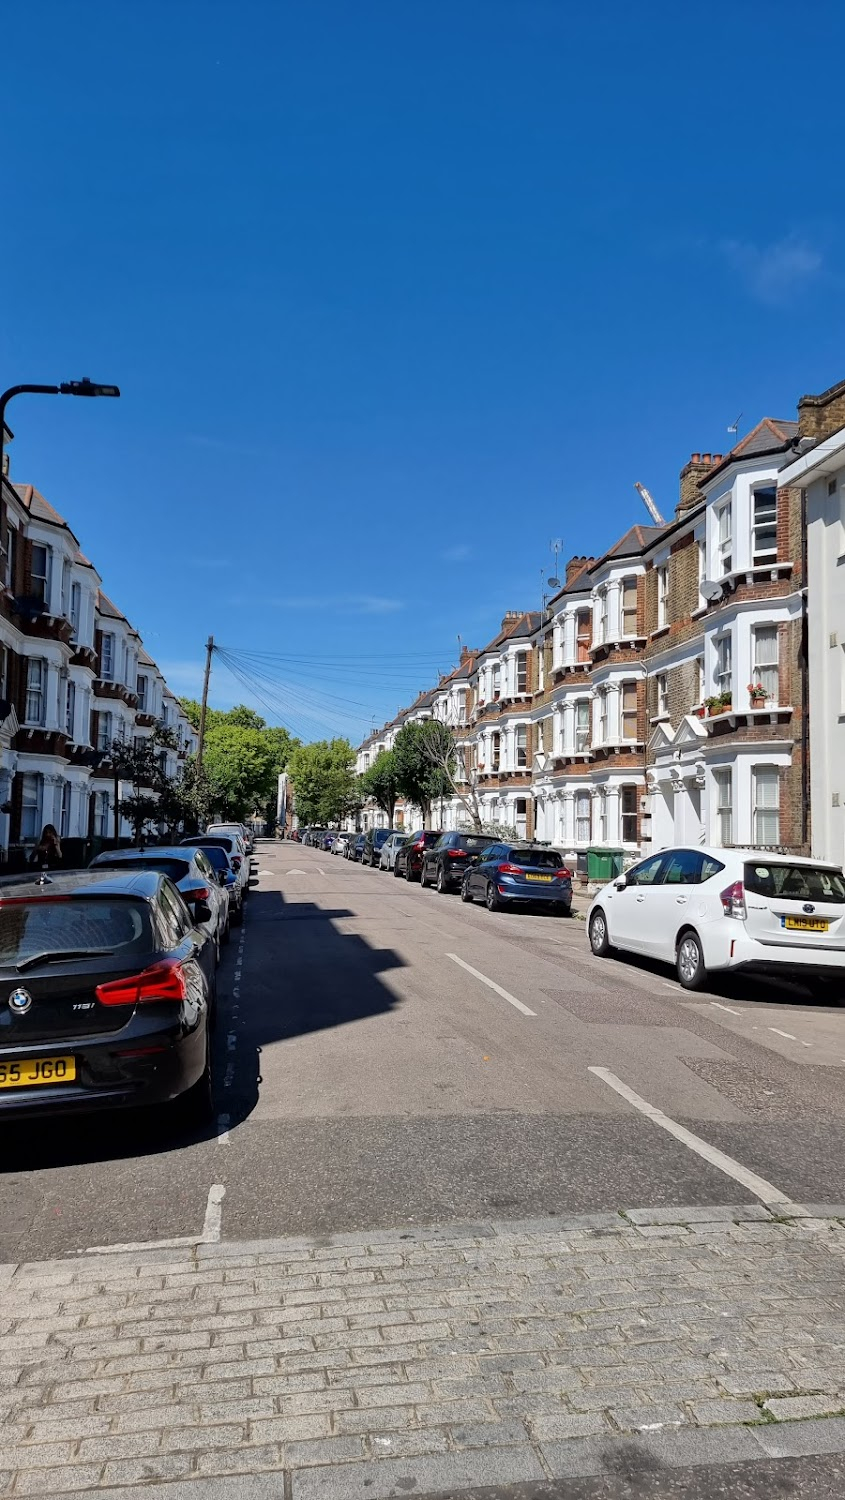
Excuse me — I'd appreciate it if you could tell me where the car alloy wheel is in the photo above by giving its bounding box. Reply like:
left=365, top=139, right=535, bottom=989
left=405, top=861, right=415, bottom=881
left=393, top=861, right=402, bottom=877
left=589, top=909, right=609, bottom=954
left=460, top=878, right=473, bottom=903
left=420, top=863, right=429, bottom=888
left=676, top=931, right=706, bottom=990
left=436, top=865, right=447, bottom=894
left=486, top=882, right=501, bottom=912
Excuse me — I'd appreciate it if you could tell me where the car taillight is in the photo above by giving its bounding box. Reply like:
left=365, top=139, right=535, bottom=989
left=497, top=863, right=523, bottom=875
left=555, top=868, right=572, bottom=880
left=447, top=849, right=469, bottom=859
left=192, top=886, right=211, bottom=902
left=96, top=959, right=188, bottom=1007
left=720, top=880, right=746, bottom=919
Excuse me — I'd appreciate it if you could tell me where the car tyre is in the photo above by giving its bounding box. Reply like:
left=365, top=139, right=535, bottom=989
left=485, top=881, right=502, bottom=913
left=405, top=861, right=415, bottom=882
left=676, top=930, right=706, bottom=990
left=436, top=865, right=448, bottom=895
left=588, top=908, right=611, bottom=955
left=393, top=861, right=402, bottom=878
left=420, top=863, right=430, bottom=889
left=460, top=878, right=473, bottom=904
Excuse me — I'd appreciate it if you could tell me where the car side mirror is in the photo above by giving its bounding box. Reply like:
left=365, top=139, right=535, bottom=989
left=194, top=900, right=212, bottom=923
left=217, top=872, right=227, bottom=886
left=614, top=875, right=628, bottom=892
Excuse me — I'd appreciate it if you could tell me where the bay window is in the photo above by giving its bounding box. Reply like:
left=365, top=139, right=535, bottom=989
left=621, top=681, right=638, bottom=740
left=25, top=659, right=46, bottom=725
left=576, top=609, right=591, bottom=662
left=751, top=487, right=778, bottom=566
left=60, top=781, right=71, bottom=839
left=575, top=699, right=590, bottom=752
left=97, top=710, right=113, bottom=752
left=20, top=773, right=42, bottom=841
left=575, top=789, right=591, bottom=842
left=491, top=731, right=501, bottom=771
left=69, top=582, right=81, bottom=639
left=621, top=786, right=638, bottom=843
left=656, top=565, right=668, bottom=629
left=491, top=663, right=501, bottom=700
left=713, top=768, right=733, bottom=846
left=65, top=679, right=76, bottom=739
left=597, top=688, right=608, bottom=744
left=715, top=633, right=732, bottom=698
left=597, top=589, right=608, bottom=644
left=136, top=673, right=148, bottom=711
left=94, top=790, right=110, bottom=838
left=596, top=789, right=608, bottom=843
left=753, top=766, right=781, bottom=845
left=515, top=726, right=528, bottom=768
left=100, top=632, right=115, bottom=682
left=621, top=578, right=638, bottom=635
left=515, top=653, right=528, bottom=694
left=30, top=544, right=51, bottom=607
left=716, top=502, right=732, bottom=575
left=752, top=625, right=779, bottom=702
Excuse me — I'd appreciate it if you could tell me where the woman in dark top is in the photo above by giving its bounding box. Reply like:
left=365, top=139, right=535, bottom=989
left=29, top=823, right=63, bottom=869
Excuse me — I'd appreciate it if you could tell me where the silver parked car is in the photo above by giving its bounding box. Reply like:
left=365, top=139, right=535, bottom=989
left=379, top=832, right=409, bottom=871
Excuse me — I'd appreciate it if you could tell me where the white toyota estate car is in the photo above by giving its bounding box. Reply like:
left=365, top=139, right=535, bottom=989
left=587, top=846, right=845, bottom=995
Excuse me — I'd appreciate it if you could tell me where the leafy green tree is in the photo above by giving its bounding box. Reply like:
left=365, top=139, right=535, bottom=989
left=288, top=739, right=357, bottom=825
left=110, top=727, right=178, bottom=843
left=179, top=699, right=227, bottom=733
left=392, top=721, right=452, bottom=828
left=360, top=750, right=400, bottom=826
left=203, top=723, right=277, bottom=820
left=228, top=705, right=266, bottom=730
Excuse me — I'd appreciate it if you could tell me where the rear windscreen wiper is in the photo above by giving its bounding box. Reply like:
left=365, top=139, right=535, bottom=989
left=13, top=948, right=115, bottom=972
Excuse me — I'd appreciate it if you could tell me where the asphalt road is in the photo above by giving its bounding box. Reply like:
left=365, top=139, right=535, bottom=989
left=3, top=839, right=845, bottom=1260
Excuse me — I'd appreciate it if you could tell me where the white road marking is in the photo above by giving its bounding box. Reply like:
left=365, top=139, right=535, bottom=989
left=78, top=1183, right=228, bottom=1255
left=587, top=1066, right=803, bottom=1211
left=769, top=1028, right=797, bottom=1040
left=710, top=1001, right=742, bottom=1016
left=446, top=954, right=536, bottom=1016
left=201, top=1183, right=225, bottom=1242
left=217, top=1113, right=230, bottom=1145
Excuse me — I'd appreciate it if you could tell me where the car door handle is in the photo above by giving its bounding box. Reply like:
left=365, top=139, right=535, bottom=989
left=675, top=896, right=688, bottom=905
left=636, top=895, right=646, bottom=903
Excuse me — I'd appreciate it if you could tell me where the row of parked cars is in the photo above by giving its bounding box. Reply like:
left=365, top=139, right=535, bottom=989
left=0, top=822, right=257, bottom=1129
left=300, top=826, right=574, bottom=916
left=300, top=826, right=845, bottom=995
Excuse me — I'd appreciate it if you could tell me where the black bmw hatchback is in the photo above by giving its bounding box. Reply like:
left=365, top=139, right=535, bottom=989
left=0, top=869, right=216, bottom=1124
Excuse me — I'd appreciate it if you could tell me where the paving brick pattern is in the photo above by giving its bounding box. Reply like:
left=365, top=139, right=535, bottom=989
left=2, top=1205, right=845, bottom=1495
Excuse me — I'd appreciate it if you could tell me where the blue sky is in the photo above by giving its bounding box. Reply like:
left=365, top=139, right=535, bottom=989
left=4, top=1, right=844, bottom=741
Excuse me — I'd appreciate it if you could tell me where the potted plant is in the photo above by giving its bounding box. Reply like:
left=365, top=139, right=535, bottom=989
left=719, top=691, right=733, bottom=711
left=748, top=681, right=767, bottom=707
left=692, top=704, right=706, bottom=719
left=704, top=695, right=724, bottom=717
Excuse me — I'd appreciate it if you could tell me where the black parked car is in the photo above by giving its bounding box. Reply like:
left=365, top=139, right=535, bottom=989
left=349, top=833, right=367, bottom=862
left=393, top=830, right=443, bottom=882
left=0, top=869, right=216, bottom=1124
left=420, top=832, right=498, bottom=893
left=89, top=846, right=230, bottom=956
left=461, top=844, right=573, bottom=915
left=362, top=828, right=399, bottom=867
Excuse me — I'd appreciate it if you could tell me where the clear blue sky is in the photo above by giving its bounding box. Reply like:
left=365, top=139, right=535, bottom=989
left=4, top=1, right=843, bottom=741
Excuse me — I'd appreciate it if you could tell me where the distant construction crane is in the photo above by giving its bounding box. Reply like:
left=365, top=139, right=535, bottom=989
left=634, top=482, right=666, bottom=526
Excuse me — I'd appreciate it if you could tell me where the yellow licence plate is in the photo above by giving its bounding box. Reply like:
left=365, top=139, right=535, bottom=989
left=526, top=874, right=553, bottom=883
left=0, top=1056, right=76, bottom=1089
left=784, top=916, right=829, bottom=933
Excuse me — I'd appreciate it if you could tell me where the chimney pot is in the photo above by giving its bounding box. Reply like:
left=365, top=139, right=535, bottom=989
left=691, top=453, right=700, bottom=463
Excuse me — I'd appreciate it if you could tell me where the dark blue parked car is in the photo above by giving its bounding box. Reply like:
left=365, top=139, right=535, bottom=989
left=460, top=843, right=573, bottom=916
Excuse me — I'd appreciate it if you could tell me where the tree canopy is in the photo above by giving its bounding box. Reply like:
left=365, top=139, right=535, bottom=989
left=202, top=723, right=278, bottom=820
left=287, top=739, right=357, bottom=825
left=359, top=750, right=400, bottom=825
left=392, top=721, right=452, bottom=827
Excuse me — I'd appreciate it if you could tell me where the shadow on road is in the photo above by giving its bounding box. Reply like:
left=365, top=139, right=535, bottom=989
left=604, top=945, right=842, bottom=1010
left=0, top=886, right=406, bottom=1171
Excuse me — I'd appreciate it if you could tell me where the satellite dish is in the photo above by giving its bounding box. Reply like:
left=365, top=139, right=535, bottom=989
left=700, top=578, right=723, bottom=602
left=547, top=576, right=561, bottom=589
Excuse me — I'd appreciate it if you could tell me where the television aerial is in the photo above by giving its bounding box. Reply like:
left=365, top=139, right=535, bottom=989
left=548, top=538, right=563, bottom=589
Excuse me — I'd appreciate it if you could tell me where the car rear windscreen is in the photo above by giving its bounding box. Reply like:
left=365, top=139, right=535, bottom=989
left=201, top=846, right=230, bottom=871
left=509, top=849, right=564, bottom=868
left=0, top=899, right=154, bottom=966
left=98, top=858, right=191, bottom=882
left=744, top=862, right=845, bottom=904
left=457, top=836, right=497, bottom=851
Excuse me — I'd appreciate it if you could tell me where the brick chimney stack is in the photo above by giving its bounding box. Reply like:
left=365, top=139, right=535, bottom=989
left=677, top=452, right=724, bottom=517
left=565, top=555, right=594, bottom=586
left=459, top=646, right=475, bottom=664
left=500, top=611, right=523, bottom=633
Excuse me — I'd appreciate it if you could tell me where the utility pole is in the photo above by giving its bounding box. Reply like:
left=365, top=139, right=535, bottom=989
left=197, top=636, right=215, bottom=769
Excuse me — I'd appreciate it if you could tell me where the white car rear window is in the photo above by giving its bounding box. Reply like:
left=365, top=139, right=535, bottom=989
left=744, top=863, right=845, bottom=903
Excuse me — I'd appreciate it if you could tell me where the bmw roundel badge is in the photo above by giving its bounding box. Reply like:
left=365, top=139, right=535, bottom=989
left=8, top=988, right=33, bottom=1015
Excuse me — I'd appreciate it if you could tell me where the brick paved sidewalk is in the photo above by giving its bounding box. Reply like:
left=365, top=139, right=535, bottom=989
left=3, top=1205, right=845, bottom=1497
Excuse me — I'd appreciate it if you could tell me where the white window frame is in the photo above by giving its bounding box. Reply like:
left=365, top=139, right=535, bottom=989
left=713, top=768, right=733, bottom=847
left=25, top=658, right=46, bottom=726
left=69, top=582, right=81, bottom=639
left=695, top=655, right=705, bottom=707
left=597, top=589, right=608, bottom=644
left=97, top=710, right=113, bottom=753
left=597, top=688, right=608, bottom=744
left=621, top=785, right=638, bottom=844
left=491, top=663, right=501, bottom=700
left=515, top=653, right=528, bottom=695
left=575, top=699, right=590, bottom=752
left=752, top=625, right=779, bottom=703
left=491, top=731, right=501, bottom=771
left=596, top=789, right=608, bottom=844
left=136, top=673, right=148, bottom=711
left=752, top=765, right=781, bottom=846
left=60, top=780, right=71, bottom=840
left=576, top=608, right=591, bottom=662
left=751, top=486, right=778, bottom=567
left=656, top=673, right=668, bottom=717
left=575, top=789, right=590, bottom=843
left=100, top=632, right=115, bottom=682
left=656, top=565, right=668, bottom=629
left=95, top=790, right=110, bottom=838
left=621, top=577, right=638, bottom=636
left=4, top=524, right=16, bottom=588
left=515, top=725, right=528, bottom=768
left=65, top=678, right=76, bottom=739
left=621, top=681, right=638, bottom=741
left=716, top=502, right=732, bottom=576
left=20, top=773, right=42, bottom=842
left=715, top=633, right=733, bottom=698
left=30, top=544, right=51, bottom=607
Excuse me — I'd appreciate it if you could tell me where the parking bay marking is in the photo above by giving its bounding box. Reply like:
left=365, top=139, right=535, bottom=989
left=78, top=1184, right=227, bottom=1255
left=587, top=1066, right=804, bottom=1212
left=446, top=954, right=536, bottom=1017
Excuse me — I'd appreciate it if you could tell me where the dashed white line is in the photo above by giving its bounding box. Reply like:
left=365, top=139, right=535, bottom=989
left=446, top=954, right=536, bottom=1017
left=710, top=1001, right=742, bottom=1016
left=588, top=1066, right=804, bottom=1211
left=769, top=1028, right=797, bottom=1041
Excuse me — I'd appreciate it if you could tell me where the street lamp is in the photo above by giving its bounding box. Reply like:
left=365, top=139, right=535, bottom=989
left=0, top=378, right=120, bottom=485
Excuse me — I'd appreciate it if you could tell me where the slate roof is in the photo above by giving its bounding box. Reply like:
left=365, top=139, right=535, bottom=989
left=13, top=483, right=80, bottom=543
left=96, top=590, right=141, bottom=639
left=699, top=419, right=800, bottom=486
